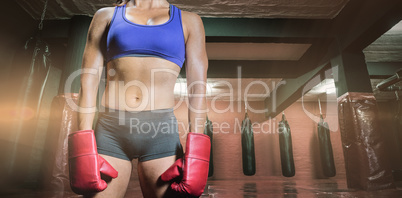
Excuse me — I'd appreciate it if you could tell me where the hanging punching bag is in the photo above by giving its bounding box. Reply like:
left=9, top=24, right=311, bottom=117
left=317, top=115, right=336, bottom=177
left=8, top=32, right=52, bottom=181
left=204, top=115, right=214, bottom=177
left=278, top=113, right=295, bottom=177
left=16, top=34, right=52, bottom=116
left=241, top=112, right=256, bottom=176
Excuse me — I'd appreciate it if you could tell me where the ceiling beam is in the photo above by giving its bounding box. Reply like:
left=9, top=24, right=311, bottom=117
left=331, top=0, right=402, bottom=51
left=261, top=0, right=402, bottom=116
left=206, top=36, right=324, bottom=44
left=180, top=60, right=301, bottom=78
left=200, top=36, right=334, bottom=78
left=294, top=38, right=334, bottom=73
left=202, top=18, right=334, bottom=38
left=43, top=18, right=336, bottom=40
left=264, top=63, right=331, bottom=118
left=203, top=60, right=299, bottom=78
left=305, top=0, right=402, bottom=71
left=367, top=62, right=402, bottom=78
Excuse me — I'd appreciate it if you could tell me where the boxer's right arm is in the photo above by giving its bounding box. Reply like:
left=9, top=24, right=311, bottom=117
left=78, top=8, right=113, bottom=130
left=69, top=8, right=118, bottom=195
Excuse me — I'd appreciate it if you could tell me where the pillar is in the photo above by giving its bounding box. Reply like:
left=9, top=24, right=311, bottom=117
left=331, top=50, right=395, bottom=190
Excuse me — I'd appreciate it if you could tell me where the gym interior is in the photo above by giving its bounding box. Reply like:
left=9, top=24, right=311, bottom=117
left=1, top=0, right=402, bottom=197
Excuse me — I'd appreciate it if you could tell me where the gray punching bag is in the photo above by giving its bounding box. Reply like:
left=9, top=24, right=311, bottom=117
left=278, top=113, right=295, bottom=177
left=241, top=112, right=256, bottom=176
left=203, top=115, right=214, bottom=177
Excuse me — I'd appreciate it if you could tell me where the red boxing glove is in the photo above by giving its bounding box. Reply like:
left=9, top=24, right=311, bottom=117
left=68, top=130, right=118, bottom=195
left=161, top=132, right=211, bottom=197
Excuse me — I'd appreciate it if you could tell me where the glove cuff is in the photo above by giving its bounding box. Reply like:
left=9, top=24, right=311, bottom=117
left=68, top=129, right=97, bottom=158
left=185, top=132, right=211, bottom=161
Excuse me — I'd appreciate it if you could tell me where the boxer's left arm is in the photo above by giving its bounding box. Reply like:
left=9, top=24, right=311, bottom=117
left=78, top=8, right=111, bottom=130
left=183, top=11, right=209, bottom=134
left=161, top=11, right=210, bottom=197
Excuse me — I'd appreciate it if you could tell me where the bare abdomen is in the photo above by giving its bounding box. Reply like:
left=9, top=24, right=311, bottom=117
left=101, top=57, right=181, bottom=111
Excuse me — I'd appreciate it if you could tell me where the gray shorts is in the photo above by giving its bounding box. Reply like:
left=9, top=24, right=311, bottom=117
left=94, top=106, right=183, bottom=162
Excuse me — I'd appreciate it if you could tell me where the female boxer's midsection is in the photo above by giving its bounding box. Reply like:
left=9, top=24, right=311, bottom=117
left=101, top=57, right=181, bottom=111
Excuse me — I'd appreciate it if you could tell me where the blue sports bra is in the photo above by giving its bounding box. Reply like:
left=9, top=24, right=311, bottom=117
left=106, top=4, right=186, bottom=68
